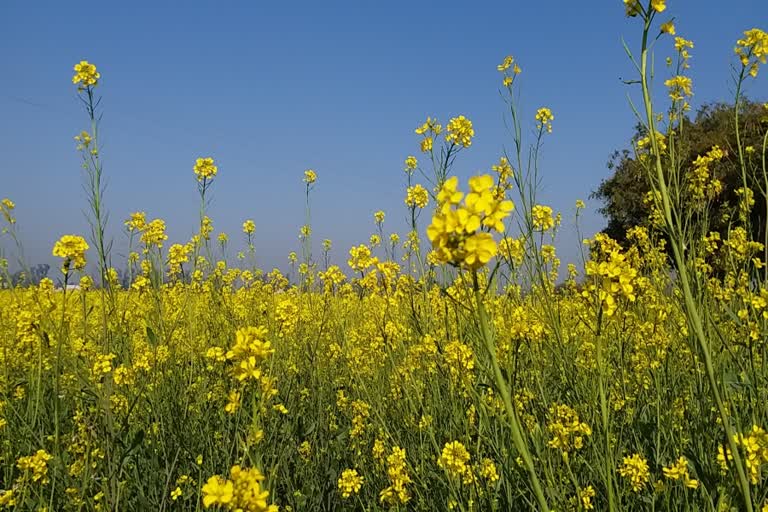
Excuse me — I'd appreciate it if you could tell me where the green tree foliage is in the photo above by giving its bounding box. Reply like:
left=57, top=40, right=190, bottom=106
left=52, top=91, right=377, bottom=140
left=593, top=100, right=767, bottom=244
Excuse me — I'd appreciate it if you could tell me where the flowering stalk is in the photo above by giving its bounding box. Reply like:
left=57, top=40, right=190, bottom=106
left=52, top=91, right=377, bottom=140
left=73, top=64, right=110, bottom=290
left=636, top=11, right=754, bottom=511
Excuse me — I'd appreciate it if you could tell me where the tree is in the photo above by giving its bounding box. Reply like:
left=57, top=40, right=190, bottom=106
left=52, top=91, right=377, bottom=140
left=593, top=100, right=767, bottom=245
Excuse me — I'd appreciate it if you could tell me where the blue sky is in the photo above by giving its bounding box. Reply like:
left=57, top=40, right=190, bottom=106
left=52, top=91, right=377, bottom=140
left=1, top=1, right=765, bottom=274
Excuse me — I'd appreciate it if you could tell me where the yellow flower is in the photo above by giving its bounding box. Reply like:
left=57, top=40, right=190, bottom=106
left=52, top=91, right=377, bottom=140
left=304, top=169, right=317, bottom=184
left=202, top=476, right=234, bottom=508
left=52, top=235, right=89, bottom=272
left=535, top=107, right=554, bottom=133
left=735, top=28, right=768, bottom=78
left=660, top=21, right=675, bottom=35
left=141, top=219, right=168, bottom=248
left=662, top=456, right=699, bottom=489
left=445, top=115, right=475, bottom=148
left=405, top=184, right=429, bottom=209
left=72, top=60, right=100, bottom=88
left=404, top=155, right=418, bottom=171
left=168, top=244, right=190, bottom=268
left=338, top=469, right=364, bottom=498
left=125, top=211, right=146, bottom=232
left=580, top=485, right=596, bottom=510
left=243, top=219, right=256, bottom=235
left=478, top=458, right=499, bottom=483
left=463, top=233, right=498, bottom=269
left=664, top=75, right=693, bottom=100
left=619, top=453, right=650, bottom=492
left=437, top=177, right=464, bottom=205
left=532, top=205, right=554, bottom=231
left=497, top=55, right=514, bottom=72
left=17, top=450, right=53, bottom=484
left=194, top=157, right=218, bottom=181
left=437, top=441, right=471, bottom=478
left=651, top=0, right=666, bottom=13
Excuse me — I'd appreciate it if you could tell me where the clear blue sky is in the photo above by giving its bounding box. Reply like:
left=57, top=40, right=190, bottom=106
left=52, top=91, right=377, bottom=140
left=1, top=1, right=765, bottom=273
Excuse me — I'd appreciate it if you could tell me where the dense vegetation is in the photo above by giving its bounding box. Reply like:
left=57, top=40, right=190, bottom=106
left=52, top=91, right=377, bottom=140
left=0, top=2, right=766, bottom=511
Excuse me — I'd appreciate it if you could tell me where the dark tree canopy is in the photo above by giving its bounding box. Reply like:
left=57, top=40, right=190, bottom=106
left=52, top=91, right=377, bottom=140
left=593, top=100, right=767, bottom=244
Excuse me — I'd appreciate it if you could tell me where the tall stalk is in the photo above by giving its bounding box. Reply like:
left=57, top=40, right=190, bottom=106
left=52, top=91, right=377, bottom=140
left=636, top=14, right=754, bottom=511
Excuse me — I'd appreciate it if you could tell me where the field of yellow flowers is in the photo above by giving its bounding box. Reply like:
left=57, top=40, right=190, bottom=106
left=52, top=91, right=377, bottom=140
left=1, top=3, right=767, bottom=511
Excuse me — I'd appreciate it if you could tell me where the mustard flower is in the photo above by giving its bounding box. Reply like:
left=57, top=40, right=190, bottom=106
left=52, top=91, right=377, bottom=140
left=338, top=469, right=364, bottom=498
left=52, top=235, right=89, bottom=272
left=619, top=453, right=650, bottom=492
left=194, top=157, right=218, bottom=181
left=660, top=21, right=675, bottom=35
left=72, top=60, right=100, bottom=88
left=437, top=441, right=471, bottom=478
left=445, top=115, right=475, bottom=148
left=662, top=456, right=699, bottom=489
left=202, top=476, right=234, bottom=508
left=17, top=450, right=52, bottom=484
left=531, top=205, right=554, bottom=231
left=735, top=28, right=768, bottom=78
left=405, top=184, right=429, bottom=209
left=535, top=107, right=554, bottom=133
left=651, top=0, right=666, bottom=13
left=664, top=75, right=693, bottom=101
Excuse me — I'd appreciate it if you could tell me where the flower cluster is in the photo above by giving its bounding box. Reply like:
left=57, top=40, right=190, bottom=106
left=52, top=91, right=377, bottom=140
left=445, top=115, right=475, bottom=148
left=415, top=117, right=442, bottom=153
left=194, top=157, right=218, bottom=181
left=16, top=450, right=52, bottom=484
left=243, top=219, right=256, bottom=235
left=405, top=184, right=429, bottom=209
left=1, top=198, right=16, bottom=227
left=546, top=404, right=592, bottom=457
left=140, top=218, right=169, bottom=249
left=674, top=37, right=695, bottom=68
left=724, top=425, right=768, bottom=484
left=379, top=446, right=411, bottom=506
left=686, top=145, right=725, bottom=206
left=735, top=28, right=768, bottom=78
left=437, top=441, right=471, bottom=479
left=426, top=175, right=513, bottom=270
left=497, top=55, right=522, bottom=86
left=535, top=107, right=554, bottom=133
left=619, top=453, right=650, bottom=492
left=662, top=456, right=700, bottom=489
left=583, top=235, right=638, bottom=316
left=72, top=60, right=100, bottom=88
left=338, top=468, right=364, bottom=498
left=52, top=235, right=89, bottom=272
left=531, top=205, right=554, bottom=231
left=202, top=465, right=277, bottom=511
left=227, top=326, right=274, bottom=382
left=664, top=75, right=693, bottom=101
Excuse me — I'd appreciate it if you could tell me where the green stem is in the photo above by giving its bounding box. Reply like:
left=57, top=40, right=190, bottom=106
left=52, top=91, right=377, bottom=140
left=472, top=270, right=549, bottom=511
left=638, top=16, right=753, bottom=512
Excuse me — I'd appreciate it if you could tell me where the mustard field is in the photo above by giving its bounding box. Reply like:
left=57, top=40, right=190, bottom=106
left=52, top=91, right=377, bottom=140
left=1, top=2, right=767, bottom=511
